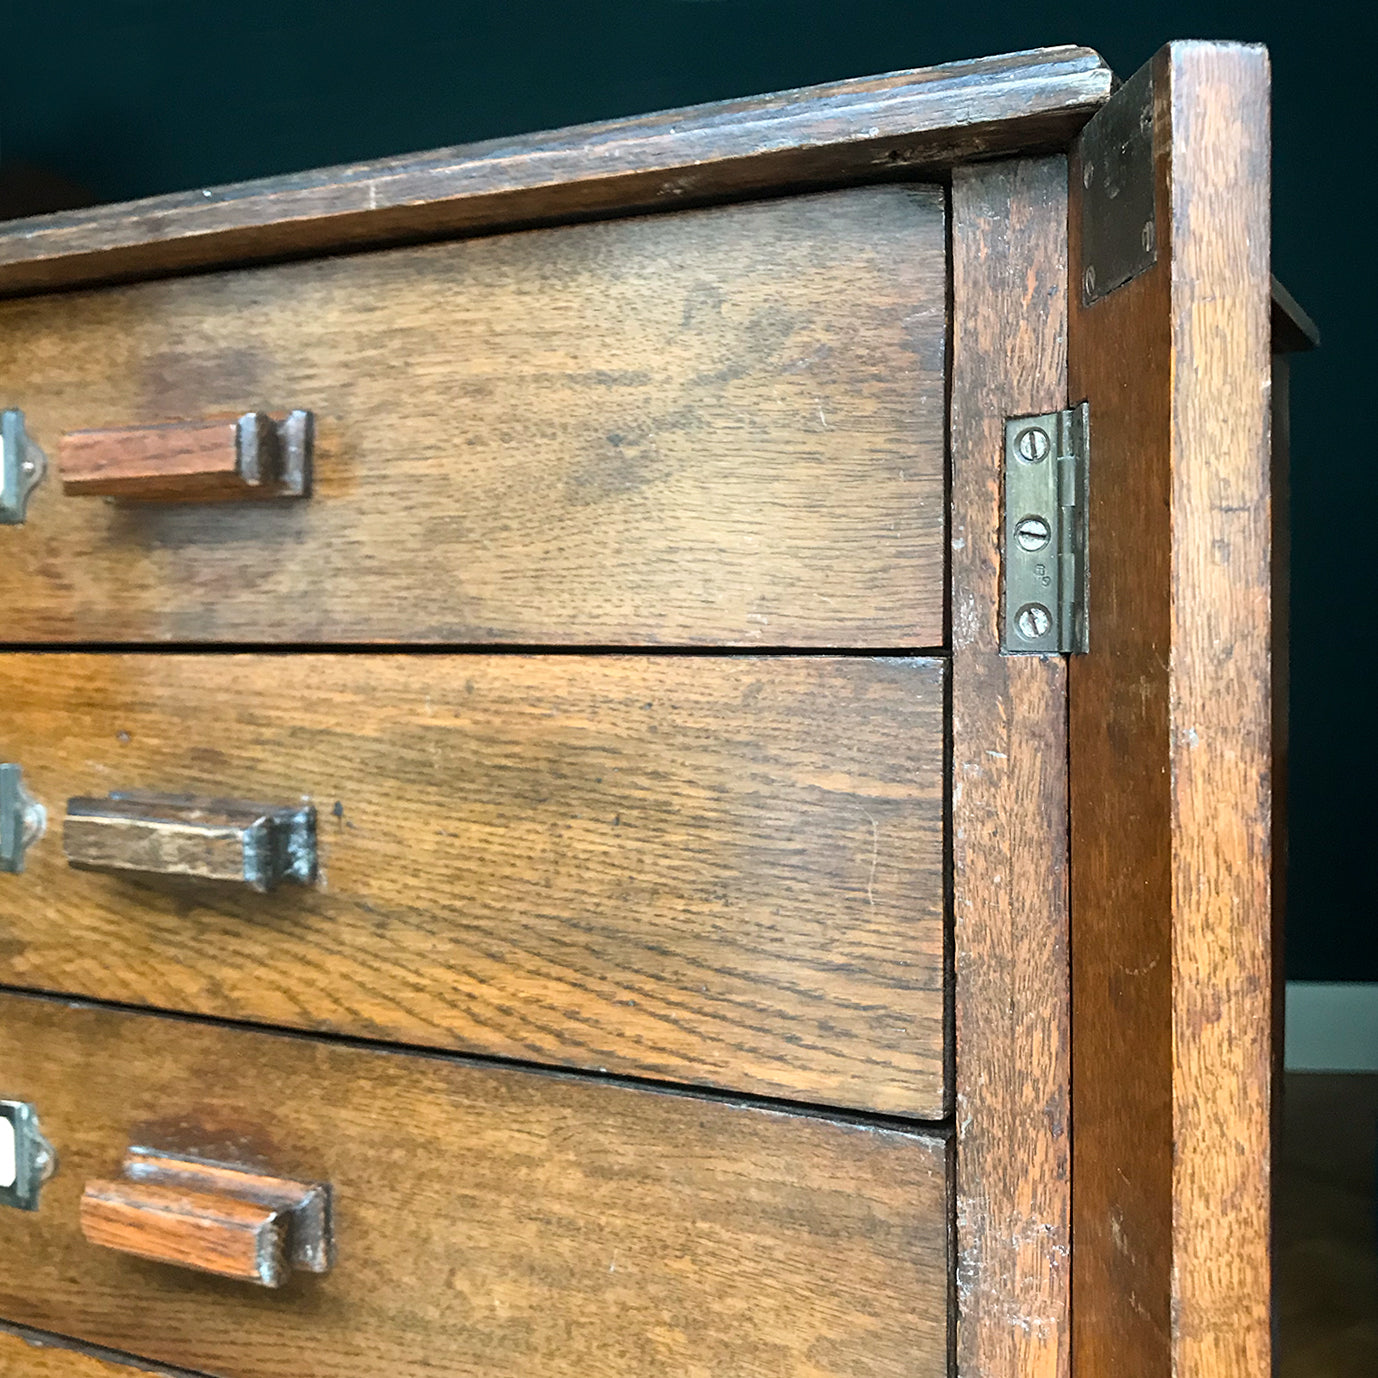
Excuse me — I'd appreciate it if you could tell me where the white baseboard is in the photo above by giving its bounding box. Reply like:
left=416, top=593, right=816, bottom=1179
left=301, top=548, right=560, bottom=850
left=1285, top=982, right=1378, bottom=1072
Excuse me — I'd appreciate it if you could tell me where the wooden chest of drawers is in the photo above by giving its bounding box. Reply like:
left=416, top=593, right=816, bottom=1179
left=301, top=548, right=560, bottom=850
left=0, top=41, right=1294, bottom=1378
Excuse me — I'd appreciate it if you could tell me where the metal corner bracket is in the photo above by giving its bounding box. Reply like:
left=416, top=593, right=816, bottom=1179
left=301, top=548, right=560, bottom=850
left=1078, top=61, right=1157, bottom=306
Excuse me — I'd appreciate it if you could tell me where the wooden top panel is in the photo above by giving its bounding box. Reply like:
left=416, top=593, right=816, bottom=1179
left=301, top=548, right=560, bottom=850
left=0, top=992, right=952, bottom=1378
left=0, top=187, right=946, bottom=646
left=0, top=46, right=1110, bottom=297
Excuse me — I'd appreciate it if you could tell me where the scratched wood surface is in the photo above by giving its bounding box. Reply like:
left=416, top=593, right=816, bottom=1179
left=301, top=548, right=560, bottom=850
left=0, top=187, right=946, bottom=646
left=0, top=652, right=946, bottom=1116
left=950, top=157, right=1071, bottom=1378
left=0, top=991, right=952, bottom=1378
left=1068, top=42, right=1274, bottom=1376
left=0, top=47, right=1110, bottom=297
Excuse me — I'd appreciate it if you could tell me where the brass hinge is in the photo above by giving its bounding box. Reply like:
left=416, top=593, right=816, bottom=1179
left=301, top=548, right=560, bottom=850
left=1002, top=403, right=1089, bottom=655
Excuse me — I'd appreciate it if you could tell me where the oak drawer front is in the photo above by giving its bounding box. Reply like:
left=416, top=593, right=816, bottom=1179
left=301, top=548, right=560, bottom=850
left=0, top=993, right=952, bottom=1378
left=0, top=1329, right=161, bottom=1376
left=0, top=653, right=946, bottom=1117
left=0, top=186, right=945, bottom=646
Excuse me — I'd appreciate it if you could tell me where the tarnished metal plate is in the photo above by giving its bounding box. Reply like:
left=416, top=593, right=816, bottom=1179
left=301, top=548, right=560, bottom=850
left=1078, top=62, right=1157, bottom=305
left=0, top=1101, right=57, bottom=1212
left=0, top=764, right=44, bottom=875
left=0, top=409, right=46, bottom=525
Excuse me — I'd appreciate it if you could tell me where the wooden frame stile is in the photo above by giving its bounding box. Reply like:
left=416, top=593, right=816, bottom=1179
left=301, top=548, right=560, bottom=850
left=951, top=156, right=1072, bottom=1378
left=1068, top=43, right=1274, bottom=1376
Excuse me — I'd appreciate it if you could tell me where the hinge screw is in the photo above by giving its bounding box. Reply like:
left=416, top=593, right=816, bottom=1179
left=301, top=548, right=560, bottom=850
left=1014, top=426, right=1050, bottom=464
left=1013, top=515, right=1051, bottom=552
left=1014, top=603, right=1053, bottom=641
left=1083, top=265, right=1097, bottom=299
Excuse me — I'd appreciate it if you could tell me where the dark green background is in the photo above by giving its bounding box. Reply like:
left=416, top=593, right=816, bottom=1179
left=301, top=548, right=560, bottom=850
left=3, top=3, right=1366, bottom=980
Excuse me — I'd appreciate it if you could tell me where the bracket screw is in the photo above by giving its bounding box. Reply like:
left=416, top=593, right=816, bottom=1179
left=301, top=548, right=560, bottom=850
left=1015, top=603, right=1053, bottom=641
left=1014, top=426, right=1050, bottom=464
left=1013, top=514, right=1052, bottom=552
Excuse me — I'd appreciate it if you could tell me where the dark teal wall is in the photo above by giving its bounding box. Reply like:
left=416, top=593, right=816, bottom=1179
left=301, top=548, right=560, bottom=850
left=3, top=2, right=1367, bottom=979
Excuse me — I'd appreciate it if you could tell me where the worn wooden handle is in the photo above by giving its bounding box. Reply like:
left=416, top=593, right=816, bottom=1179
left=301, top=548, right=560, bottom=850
left=64, top=792, right=316, bottom=893
left=81, top=1179, right=292, bottom=1285
left=57, top=410, right=312, bottom=501
left=80, top=1148, right=332, bottom=1288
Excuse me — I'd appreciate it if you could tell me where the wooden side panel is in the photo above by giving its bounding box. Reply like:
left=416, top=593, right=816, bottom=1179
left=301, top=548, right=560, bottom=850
left=1270, top=348, right=1292, bottom=1200
left=0, top=187, right=946, bottom=646
left=1069, top=43, right=1273, bottom=1376
left=1266, top=281, right=1313, bottom=1196
left=0, top=992, right=952, bottom=1378
left=950, top=159, right=1070, bottom=1377
left=0, top=653, right=946, bottom=1116
left=0, top=47, right=1112, bottom=297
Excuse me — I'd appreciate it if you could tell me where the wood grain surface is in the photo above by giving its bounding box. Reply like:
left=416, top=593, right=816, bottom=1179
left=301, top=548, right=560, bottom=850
left=0, top=653, right=946, bottom=1116
left=0, top=47, right=1110, bottom=298
left=1068, top=43, right=1274, bottom=1376
left=0, top=991, right=952, bottom=1378
left=0, top=1327, right=205, bottom=1377
left=950, top=157, right=1071, bottom=1378
left=0, top=187, right=946, bottom=646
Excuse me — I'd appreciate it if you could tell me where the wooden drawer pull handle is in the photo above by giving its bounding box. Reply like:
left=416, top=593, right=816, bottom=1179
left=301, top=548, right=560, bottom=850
left=57, top=410, right=312, bottom=501
left=64, top=792, right=316, bottom=893
left=80, top=1148, right=332, bottom=1288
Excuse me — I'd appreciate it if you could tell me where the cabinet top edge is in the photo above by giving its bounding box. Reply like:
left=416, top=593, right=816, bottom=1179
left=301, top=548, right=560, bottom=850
left=0, top=44, right=1112, bottom=299
left=1272, top=276, right=1321, bottom=353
